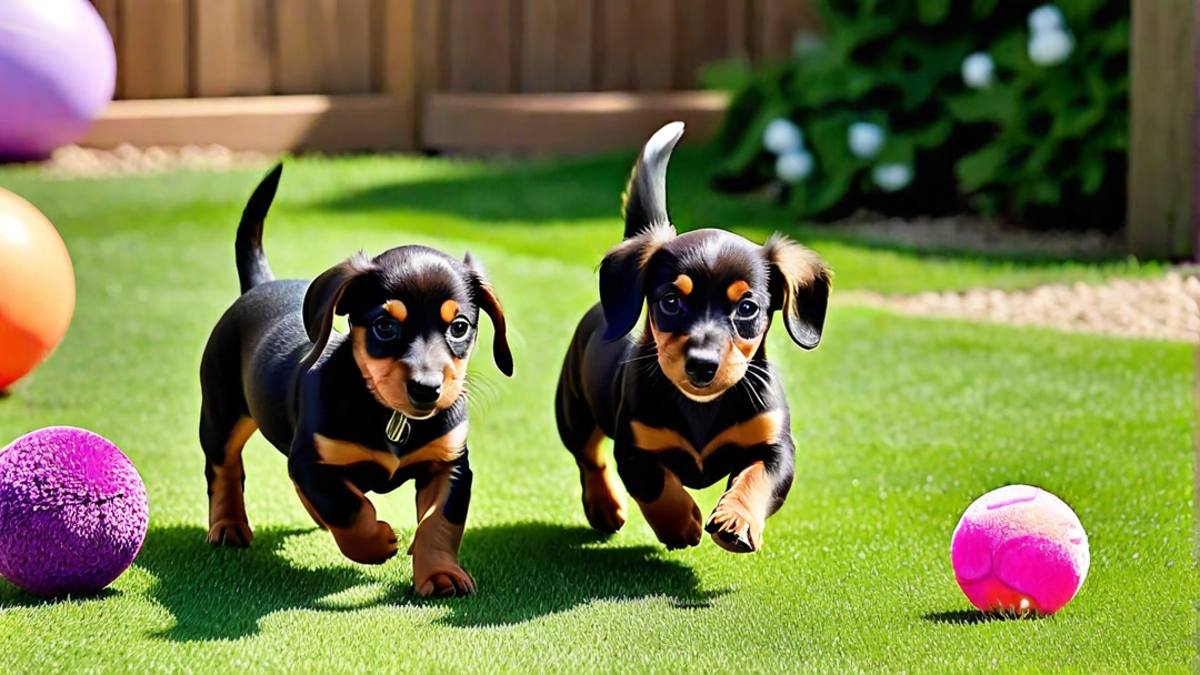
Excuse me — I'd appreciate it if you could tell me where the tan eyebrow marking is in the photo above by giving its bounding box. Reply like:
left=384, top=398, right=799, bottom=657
left=385, top=300, right=407, bottom=321
left=441, top=300, right=459, bottom=323
left=727, top=280, right=751, bottom=303
left=673, top=274, right=693, bottom=296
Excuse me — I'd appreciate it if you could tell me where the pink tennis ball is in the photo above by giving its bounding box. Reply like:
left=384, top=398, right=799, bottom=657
left=0, top=427, right=148, bottom=596
left=951, top=484, right=1089, bottom=615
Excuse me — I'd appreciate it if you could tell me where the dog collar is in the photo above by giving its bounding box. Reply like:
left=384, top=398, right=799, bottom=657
left=385, top=410, right=411, bottom=445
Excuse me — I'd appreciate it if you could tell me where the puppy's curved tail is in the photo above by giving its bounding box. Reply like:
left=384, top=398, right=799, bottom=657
left=236, top=162, right=282, bottom=294
left=621, top=121, right=684, bottom=239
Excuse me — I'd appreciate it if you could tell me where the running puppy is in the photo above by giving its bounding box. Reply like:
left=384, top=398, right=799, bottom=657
left=199, top=164, right=512, bottom=597
left=555, top=122, right=830, bottom=553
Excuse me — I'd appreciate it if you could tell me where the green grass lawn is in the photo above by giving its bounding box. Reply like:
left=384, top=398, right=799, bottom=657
left=0, top=151, right=1192, bottom=674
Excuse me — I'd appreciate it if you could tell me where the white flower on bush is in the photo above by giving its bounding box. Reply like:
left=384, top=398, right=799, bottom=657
left=961, top=52, right=995, bottom=89
left=848, top=122, right=885, bottom=159
left=776, top=151, right=814, bottom=184
left=872, top=163, right=912, bottom=192
left=1028, top=5, right=1065, bottom=34
left=1028, top=28, right=1074, bottom=66
left=763, top=118, right=803, bottom=155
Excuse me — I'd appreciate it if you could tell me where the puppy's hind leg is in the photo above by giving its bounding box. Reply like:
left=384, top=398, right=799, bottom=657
left=556, top=361, right=626, bottom=533
left=201, top=409, right=258, bottom=547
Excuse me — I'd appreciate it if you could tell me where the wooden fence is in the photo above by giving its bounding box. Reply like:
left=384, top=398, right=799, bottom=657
left=88, top=0, right=816, bottom=99
left=82, top=0, right=818, bottom=156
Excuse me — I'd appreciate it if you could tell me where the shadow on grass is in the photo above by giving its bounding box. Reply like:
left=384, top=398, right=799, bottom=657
left=435, top=521, right=723, bottom=628
left=134, top=521, right=715, bottom=639
left=923, top=609, right=1046, bottom=625
left=135, top=525, right=386, bottom=641
left=0, top=585, right=119, bottom=608
left=314, top=148, right=1126, bottom=267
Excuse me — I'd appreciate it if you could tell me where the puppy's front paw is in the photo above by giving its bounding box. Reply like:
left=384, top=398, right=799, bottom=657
left=705, top=500, right=762, bottom=553
left=648, top=500, right=703, bottom=550
left=581, top=465, right=627, bottom=534
left=337, top=519, right=399, bottom=565
left=207, top=518, right=254, bottom=547
left=413, top=561, right=476, bottom=598
left=662, top=508, right=704, bottom=550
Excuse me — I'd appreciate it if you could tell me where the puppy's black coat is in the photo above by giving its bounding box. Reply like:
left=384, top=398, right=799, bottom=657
left=555, top=123, right=831, bottom=552
left=199, top=164, right=512, bottom=597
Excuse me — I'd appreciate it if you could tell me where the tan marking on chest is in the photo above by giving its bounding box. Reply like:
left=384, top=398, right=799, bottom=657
left=629, top=410, right=785, bottom=467
left=314, top=422, right=468, bottom=478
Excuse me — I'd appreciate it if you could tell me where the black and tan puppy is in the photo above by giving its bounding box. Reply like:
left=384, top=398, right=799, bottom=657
left=555, top=122, right=831, bottom=553
left=199, top=164, right=512, bottom=597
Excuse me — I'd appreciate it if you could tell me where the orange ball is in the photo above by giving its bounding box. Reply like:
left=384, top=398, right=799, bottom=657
left=0, top=189, right=75, bottom=391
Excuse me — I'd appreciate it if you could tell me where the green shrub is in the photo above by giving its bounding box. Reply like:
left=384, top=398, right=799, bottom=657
left=706, top=0, right=1130, bottom=230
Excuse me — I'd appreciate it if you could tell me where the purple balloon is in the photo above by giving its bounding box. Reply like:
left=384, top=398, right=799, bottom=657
left=0, top=0, right=116, bottom=161
left=0, top=427, right=148, bottom=596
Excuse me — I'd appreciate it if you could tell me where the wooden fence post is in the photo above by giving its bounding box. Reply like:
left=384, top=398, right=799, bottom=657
left=377, top=0, right=418, bottom=149
left=1128, top=0, right=1197, bottom=261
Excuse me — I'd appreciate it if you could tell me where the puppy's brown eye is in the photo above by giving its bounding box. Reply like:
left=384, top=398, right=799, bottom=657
left=736, top=299, right=759, bottom=319
left=448, top=318, right=471, bottom=340
left=372, top=318, right=400, bottom=342
left=658, top=293, right=682, bottom=316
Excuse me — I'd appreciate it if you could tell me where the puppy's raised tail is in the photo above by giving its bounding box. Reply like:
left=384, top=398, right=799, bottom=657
left=621, top=121, right=684, bottom=239
left=236, top=163, right=282, bottom=294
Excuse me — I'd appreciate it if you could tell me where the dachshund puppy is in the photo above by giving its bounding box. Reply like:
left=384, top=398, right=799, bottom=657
left=199, top=164, right=512, bottom=597
left=555, top=122, right=831, bottom=553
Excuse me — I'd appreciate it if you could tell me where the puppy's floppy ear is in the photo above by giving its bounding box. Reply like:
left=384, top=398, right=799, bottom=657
left=762, top=234, right=831, bottom=350
left=301, top=251, right=377, bottom=370
left=463, top=251, right=513, bottom=377
left=599, top=223, right=675, bottom=340
left=622, top=121, right=684, bottom=239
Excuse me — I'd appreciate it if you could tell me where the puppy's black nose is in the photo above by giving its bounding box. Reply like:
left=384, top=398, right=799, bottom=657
left=684, top=353, right=720, bottom=387
left=406, top=379, right=442, bottom=409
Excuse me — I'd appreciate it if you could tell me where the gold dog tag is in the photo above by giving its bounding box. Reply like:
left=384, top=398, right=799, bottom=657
left=385, top=411, right=411, bottom=445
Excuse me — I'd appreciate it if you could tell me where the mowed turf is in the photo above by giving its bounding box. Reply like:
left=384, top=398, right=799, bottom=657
left=0, top=152, right=1191, bottom=674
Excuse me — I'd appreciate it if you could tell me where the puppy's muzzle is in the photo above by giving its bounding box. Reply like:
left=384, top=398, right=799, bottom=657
left=406, top=376, right=442, bottom=412
left=684, top=349, right=720, bottom=388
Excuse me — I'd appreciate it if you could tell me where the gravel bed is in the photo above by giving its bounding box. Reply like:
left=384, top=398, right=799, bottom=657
left=854, top=272, right=1200, bottom=342
left=835, top=212, right=1121, bottom=259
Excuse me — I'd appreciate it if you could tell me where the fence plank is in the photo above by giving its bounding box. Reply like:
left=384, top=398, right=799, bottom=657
left=1127, top=0, right=1196, bottom=259
left=82, top=95, right=415, bottom=152
left=90, top=0, right=122, bottom=99
left=415, top=0, right=446, bottom=91
left=118, top=0, right=189, bottom=99
left=194, top=0, right=273, bottom=97
left=675, top=0, right=736, bottom=88
left=726, top=0, right=750, bottom=59
left=633, top=0, right=674, bottom=90
left=375, top=0, right=417, bottom=148
left=521, top=0, right=558, bottom=91
left=556, top=0, right=593, bottom=90
left=448, top=0, right=516, bottom=92
left=595, top=0, right=633, bottom=90
left=521, top=0, right=593, bottom=92
left=276, top=0, right=373, bottom=95
left=423, top=91, right=728, bottom=154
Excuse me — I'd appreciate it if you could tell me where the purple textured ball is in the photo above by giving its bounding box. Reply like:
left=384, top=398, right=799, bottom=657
left=0, top=0, right=117, bottom=161
left=0, top=427, right=148, bottom=596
